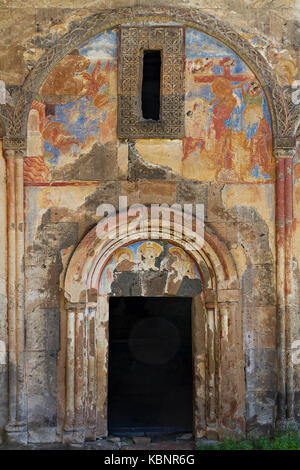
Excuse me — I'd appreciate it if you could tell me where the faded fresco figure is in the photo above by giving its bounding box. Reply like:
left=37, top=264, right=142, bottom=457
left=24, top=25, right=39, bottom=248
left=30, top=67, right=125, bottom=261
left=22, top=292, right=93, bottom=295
left=137, top=242, right=163, bottom=271
left=166, top=247, right=201, bottom=296
left=209, top=77, right=237, bottom=169
left=25, top=28, right=274, bottom=185
left=183, top=99, right=209, bottom=159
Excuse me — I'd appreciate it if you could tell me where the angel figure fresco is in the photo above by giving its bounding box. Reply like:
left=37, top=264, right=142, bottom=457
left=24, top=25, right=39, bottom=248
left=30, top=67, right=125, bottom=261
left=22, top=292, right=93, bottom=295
left=241, top=81, right=272, bottom=176
left=168, top=247, right=196, bottom=281
left=36, top=59, right=116, bottom=166
left=243, top=80, right=264, bottom=107
left=169, top=246, right=203, bottom=296
left=183, top=99, right=209, bottom=160
left=137, top=242, right=163, bottom=271
left=164, top=246, right=197, bottom=295
left=80, top=60, right=117, bottom=145
left=42, top=121, right=80, bottom=156
left=80, top=60, right=111, bottom=106
left=98, top=247, right=132, bottom=294
left=113, top=247, right=136, bottom=272
left=99, top=255, right=115, bottom=294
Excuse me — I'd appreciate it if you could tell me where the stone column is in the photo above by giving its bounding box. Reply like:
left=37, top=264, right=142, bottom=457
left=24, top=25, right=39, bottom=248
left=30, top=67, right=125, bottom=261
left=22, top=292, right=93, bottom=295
left=86, top=306, right=97, bottom=441
left=192, top=294, right=206, bottom=439
left=274, top=150, right=286, bottom=421
left=204, top=289, right=219, bottom=440
left=64, top=302, right=97, bottom=443
left=64, top=304, right=75, bottom=442
left=218, top=289, right=245, bottom=439
left=274, top=142, right=298, bottom=429
left=64, top=302, right=87, bottom=443
left=3, top=137, right=27, bottom=444
left=95, top=295, right=109, bottom=438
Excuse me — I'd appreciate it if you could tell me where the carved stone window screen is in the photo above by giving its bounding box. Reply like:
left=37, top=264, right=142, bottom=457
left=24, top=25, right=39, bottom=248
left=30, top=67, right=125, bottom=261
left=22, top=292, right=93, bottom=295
left=118, top=26, right=185, bottom=139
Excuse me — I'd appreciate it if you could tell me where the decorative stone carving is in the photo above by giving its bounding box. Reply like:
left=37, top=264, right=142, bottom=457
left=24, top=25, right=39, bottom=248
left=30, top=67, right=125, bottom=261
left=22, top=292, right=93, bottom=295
left=118, top=26, right=185, bottom=139
left=3, top=136, right=27, bottom=153
left=274, top=147, right=296, bottom=159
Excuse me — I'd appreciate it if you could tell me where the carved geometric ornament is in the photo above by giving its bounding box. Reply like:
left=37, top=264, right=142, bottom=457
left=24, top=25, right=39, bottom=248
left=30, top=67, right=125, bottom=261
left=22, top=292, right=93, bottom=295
left=118, top=26, right=185, bottom=139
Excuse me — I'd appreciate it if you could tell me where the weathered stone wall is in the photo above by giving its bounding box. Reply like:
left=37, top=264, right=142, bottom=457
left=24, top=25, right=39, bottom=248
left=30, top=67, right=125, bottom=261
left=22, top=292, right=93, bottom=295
left=0, top=1, right=299, bottom=444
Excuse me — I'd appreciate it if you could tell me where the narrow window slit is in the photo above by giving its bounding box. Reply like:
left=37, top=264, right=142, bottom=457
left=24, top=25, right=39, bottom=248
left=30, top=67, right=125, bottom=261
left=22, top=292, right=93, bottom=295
left=141, top=50, right=161, bottom=121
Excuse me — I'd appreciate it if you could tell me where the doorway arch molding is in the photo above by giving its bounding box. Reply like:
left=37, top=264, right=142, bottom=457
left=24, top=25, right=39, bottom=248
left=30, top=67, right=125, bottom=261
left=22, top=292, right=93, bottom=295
left=2, top=5, right=296, bottom=145
left=62, top=216, right=244, bottom=443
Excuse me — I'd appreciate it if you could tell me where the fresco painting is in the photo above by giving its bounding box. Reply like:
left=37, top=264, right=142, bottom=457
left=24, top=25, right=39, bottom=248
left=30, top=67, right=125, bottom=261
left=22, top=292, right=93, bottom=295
left=183, top=28, right=274, bottom=183
left=99, top=241, right=202, bottom=297
left=24, top=27, right=274, bottom=184
left=25, top=29, right=118, bottom=183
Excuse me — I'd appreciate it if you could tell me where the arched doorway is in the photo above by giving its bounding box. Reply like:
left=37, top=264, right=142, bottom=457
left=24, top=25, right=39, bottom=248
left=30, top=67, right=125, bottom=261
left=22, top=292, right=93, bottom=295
left=104, top=240, right=202, bottom=436
left=62, top=214, right=244, bottom=443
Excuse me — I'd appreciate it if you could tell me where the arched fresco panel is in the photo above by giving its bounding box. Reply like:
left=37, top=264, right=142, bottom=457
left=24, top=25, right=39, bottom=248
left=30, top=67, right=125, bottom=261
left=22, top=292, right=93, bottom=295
left=24, top=27, right=274, bottom=185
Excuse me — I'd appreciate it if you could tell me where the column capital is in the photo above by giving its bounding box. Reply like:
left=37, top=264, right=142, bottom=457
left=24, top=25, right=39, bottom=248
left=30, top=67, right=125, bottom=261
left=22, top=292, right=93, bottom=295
left=65, top=301, right=97, bottom=312
left=65, top=302, right=86, bottom=312
left=273, top=136, right=296, bottom=149
left=274, top=147, right=296, bottom=160
left=3, top=136, right=26, bottom=157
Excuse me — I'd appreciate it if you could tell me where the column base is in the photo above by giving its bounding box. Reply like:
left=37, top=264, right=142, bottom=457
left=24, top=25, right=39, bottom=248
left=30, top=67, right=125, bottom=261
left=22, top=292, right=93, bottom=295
left=63, top=428, right=86, bottom=444
left=276, top=419, right=299, bottom=433
left=5, top=423, right=28, bottom=445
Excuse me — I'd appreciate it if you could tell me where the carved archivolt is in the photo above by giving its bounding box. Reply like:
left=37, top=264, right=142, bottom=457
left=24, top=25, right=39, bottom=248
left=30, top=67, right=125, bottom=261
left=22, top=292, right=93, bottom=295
left=0, top=6, right=298, bottom=147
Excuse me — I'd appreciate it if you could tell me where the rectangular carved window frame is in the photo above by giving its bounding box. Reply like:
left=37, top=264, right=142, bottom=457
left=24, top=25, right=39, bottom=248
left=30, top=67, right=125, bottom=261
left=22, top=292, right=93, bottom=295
left=118, top=25, right=185, bottom=139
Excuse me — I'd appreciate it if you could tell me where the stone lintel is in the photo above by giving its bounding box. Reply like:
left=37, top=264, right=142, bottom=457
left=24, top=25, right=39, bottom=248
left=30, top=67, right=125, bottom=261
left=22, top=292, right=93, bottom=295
left=3, top=136, right=27, bottom=157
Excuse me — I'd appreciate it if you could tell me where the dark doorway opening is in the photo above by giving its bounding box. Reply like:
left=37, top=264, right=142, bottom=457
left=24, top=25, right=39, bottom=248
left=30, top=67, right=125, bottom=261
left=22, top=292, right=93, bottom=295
left=108, top=297, right=193, bottom=435
left=141, top=50, right=161, bottom=121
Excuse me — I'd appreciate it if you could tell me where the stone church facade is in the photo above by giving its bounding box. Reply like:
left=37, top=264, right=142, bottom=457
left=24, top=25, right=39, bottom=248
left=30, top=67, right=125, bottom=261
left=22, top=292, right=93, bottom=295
left=0, top=1, right=299, bottom=445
